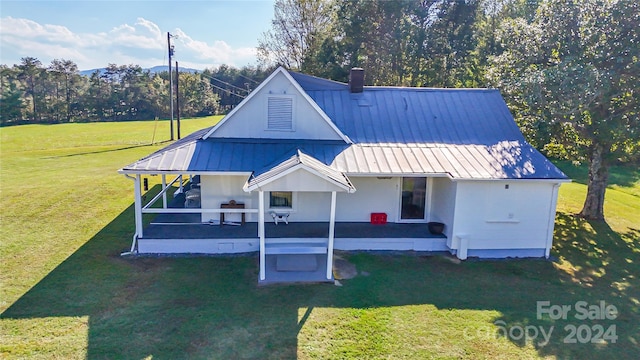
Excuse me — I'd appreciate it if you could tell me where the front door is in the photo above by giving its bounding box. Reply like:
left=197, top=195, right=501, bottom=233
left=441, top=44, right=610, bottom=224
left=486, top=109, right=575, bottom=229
left=400, top=177, right=426, bottom=220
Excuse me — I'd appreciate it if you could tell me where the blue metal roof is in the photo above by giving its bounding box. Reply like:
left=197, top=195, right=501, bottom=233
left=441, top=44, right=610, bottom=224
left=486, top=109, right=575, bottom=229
left=290, top=71, right=525, bottom=145
left=122, top=137, right=349, bottom=173
left=120, top=69, right=567, bottom=180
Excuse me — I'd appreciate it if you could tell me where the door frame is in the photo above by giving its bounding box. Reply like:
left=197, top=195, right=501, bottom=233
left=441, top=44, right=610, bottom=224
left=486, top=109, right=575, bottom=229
left=397, top=176, right=429, bottom=223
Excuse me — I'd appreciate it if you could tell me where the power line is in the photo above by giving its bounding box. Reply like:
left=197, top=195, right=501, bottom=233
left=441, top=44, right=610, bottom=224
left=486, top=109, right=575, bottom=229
left=202, top=79, right=246, bottom=99
left=199, top=72, right=250, bottom=94
left=237, top=73, right=259, bottom=84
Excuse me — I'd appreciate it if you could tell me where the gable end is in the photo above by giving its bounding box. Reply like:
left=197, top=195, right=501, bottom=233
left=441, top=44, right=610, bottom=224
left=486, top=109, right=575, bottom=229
left=203, top=67, right=351, bottom=143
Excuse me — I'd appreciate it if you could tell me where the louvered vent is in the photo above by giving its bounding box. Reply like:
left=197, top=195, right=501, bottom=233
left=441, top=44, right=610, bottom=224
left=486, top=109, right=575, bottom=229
left=267, top=97, right=293, bottom=130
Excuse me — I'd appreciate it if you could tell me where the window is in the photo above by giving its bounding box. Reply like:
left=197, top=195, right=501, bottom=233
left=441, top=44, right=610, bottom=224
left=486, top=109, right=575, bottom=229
left=269, top=191, right=293, bottom=208
left=267, top=96, right=293, bottom=130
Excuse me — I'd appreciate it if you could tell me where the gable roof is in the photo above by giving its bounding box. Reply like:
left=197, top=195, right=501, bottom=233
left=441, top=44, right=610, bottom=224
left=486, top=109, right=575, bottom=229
left=120, top=68, right=568, bottom=180
left=202, top=67, right=351, bottom=143
left=244, top=149, right=355, bottom=192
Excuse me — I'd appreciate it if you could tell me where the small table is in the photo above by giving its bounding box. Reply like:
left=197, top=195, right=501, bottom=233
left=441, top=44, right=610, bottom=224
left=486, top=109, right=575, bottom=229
left=220, top=200, right=245, bottom=225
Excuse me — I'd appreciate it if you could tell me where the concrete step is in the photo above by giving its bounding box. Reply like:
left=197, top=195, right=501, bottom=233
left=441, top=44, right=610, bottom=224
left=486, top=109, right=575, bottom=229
left=265, top=242, right=328, bottom=255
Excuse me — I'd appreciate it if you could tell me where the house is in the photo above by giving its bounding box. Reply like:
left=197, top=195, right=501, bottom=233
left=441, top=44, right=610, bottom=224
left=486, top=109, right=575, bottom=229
left=119, top=67, right=569, bottom=284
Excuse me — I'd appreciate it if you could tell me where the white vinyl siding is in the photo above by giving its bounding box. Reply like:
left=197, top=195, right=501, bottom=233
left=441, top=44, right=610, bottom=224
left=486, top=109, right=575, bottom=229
left=267, top=96, right=294, bottom=131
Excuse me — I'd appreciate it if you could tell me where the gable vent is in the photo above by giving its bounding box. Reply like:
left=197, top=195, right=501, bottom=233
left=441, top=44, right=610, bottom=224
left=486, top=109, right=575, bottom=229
left=267, top=96, right=293, bottom=130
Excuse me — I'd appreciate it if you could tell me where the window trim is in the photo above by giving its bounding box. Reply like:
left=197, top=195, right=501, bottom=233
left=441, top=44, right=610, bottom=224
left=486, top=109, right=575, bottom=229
left=267, top=191, right=297, bottom=211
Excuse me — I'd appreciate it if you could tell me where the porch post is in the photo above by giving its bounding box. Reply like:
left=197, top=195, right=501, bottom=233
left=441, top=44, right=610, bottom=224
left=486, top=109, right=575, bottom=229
left=259, top=190, right=266, bottom=280
left=161, top=174, right=167, bottom=208
left=134, top=174, right=144, bottom=239
left=326, top=191, right=337, bottom=279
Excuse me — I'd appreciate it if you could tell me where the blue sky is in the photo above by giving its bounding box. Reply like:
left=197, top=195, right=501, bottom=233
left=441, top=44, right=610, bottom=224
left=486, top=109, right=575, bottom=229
left=0, top=0, right=275, bottom=71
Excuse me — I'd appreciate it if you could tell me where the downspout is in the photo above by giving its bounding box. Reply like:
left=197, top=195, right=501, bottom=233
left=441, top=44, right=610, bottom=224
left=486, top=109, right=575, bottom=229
left=122, top=174, right=143, bottom=256
left=544, top=183, right=561, bottom=259
left=326, top=191, right=337, bottom=279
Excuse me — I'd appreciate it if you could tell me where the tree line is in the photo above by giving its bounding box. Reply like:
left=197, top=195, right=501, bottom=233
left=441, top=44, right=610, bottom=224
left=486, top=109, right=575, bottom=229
left=0, top=59, right=272, bottom=125
left=258, top=0, right=639, bottom=220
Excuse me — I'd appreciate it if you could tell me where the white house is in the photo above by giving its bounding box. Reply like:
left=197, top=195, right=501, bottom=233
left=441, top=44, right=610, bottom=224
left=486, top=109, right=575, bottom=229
left=119, top=67, right=569, bottom=284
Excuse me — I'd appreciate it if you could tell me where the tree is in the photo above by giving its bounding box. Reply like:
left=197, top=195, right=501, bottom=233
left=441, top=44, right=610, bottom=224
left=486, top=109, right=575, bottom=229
left=257, top=0, right=334, bottom=71
left=489, top=0, right=640, bottom=220
left=0, top=65, right=25, bottom=124
left=178, top=72, right=220, bottom=117
left=332, top=0, right=412, bottom=85
left=16, top=57, right=43, bottom=121
left=49, top=59, right=80, bottom=122
left=407, top=0, right=480, bottom=87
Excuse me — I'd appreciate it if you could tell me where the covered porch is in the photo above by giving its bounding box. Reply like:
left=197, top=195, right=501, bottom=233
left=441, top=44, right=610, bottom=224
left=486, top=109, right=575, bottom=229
left=121, top=151, right=452, bottom=284
left=138, top=219, right=447, bottom=284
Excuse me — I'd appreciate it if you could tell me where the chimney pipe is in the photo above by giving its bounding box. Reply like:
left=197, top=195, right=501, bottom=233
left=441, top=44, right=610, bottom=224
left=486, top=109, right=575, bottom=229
left=349, top=67, right=364, bottom=93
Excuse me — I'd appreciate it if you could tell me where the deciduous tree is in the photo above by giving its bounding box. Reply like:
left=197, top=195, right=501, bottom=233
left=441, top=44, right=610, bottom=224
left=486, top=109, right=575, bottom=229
left=489, top=0, right=640, bottom=220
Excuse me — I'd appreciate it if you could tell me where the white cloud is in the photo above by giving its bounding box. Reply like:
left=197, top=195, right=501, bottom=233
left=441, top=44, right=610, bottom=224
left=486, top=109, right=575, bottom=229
left=0, top=16, right=258, bottom=70
left=174, top=28, right=256, bottom=67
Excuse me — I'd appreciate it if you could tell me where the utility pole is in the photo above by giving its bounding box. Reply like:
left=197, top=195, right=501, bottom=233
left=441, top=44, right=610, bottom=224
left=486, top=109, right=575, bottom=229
left=167, top=32, right=174, bottom=141
left=175, top=61, right=181, bottom=140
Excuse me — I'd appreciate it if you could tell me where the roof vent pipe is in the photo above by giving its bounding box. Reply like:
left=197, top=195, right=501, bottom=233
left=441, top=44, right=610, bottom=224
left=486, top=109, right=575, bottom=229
left=349, top=67, right=364, bottom=93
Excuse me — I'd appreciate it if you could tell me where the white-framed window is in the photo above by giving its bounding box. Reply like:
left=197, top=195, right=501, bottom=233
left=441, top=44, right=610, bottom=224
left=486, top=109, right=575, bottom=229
left=269, top=191, right=295, bottom=209
left=266, top=96, right=294, bottom=131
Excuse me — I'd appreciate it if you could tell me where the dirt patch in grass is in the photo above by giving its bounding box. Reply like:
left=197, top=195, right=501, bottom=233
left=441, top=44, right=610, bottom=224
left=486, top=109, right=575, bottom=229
left=333, top=255, right=358, bottom=280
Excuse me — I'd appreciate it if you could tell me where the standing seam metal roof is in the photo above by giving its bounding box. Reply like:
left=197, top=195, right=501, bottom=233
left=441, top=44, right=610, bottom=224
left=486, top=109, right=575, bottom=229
left=119, top=69, right=567, bottom=180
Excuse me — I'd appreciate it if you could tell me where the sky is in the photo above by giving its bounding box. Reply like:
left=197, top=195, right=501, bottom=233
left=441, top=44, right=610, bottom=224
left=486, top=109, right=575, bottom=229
left=0, top=0, right=275, bottom=71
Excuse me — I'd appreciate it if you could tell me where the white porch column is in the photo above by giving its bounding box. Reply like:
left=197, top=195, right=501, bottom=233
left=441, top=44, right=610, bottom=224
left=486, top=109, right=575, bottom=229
left=326, top=191, right=337, bottom=279
left=161, top=174, right=167, bottom=208
left=134, top=174, right=144, bottom=239
left=259, top=190, right=266, bottom=280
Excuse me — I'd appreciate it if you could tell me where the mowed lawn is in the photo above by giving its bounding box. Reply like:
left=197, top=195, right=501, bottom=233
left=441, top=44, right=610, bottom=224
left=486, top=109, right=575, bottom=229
left=1, top=119, right=638, bottom=359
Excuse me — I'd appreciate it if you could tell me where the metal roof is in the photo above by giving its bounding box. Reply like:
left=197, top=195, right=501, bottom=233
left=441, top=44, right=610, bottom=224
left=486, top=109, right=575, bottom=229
left=290, top=71, right=525, bottom=145
left=120, top=68, right=567, bottom=180
left=331, top=142, right=566, bottom=179
left=245, top=150, right=355, bottom=192
left=120, top=137, right=350, bottom=174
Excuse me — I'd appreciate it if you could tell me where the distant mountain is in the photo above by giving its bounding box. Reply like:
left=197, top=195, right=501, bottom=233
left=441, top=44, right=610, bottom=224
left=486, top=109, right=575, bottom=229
left=79, top=65, right=201, bottom=76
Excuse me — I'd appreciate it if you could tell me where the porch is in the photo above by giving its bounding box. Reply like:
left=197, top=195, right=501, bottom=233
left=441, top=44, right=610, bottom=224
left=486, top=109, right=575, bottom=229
left=125, top=173, right=450, bottom=284
left=139, top=218, right=447, bottom=255
left=143, top=216, right=446, bottom=240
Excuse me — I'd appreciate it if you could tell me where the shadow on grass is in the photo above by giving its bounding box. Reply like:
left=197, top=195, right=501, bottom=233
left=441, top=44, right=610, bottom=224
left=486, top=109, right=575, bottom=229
left=43, top=140, right=172, bottom=159
left=489, top=213, right=640, bottom=359
left=2, top=208, right=639, bottom=358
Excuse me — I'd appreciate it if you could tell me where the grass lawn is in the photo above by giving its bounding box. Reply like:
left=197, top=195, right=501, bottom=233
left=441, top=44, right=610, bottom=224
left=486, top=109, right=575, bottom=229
left=1, top=119, right=638, bottom=359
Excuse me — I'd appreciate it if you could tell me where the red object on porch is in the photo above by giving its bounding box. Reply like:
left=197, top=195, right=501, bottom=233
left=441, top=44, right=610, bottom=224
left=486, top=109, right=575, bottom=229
left=370, top=212, right=387, bottom=224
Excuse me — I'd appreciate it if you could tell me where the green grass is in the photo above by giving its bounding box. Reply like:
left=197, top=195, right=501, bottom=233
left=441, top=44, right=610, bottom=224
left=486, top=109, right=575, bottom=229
left=1, top=121, right=638, bottom=359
